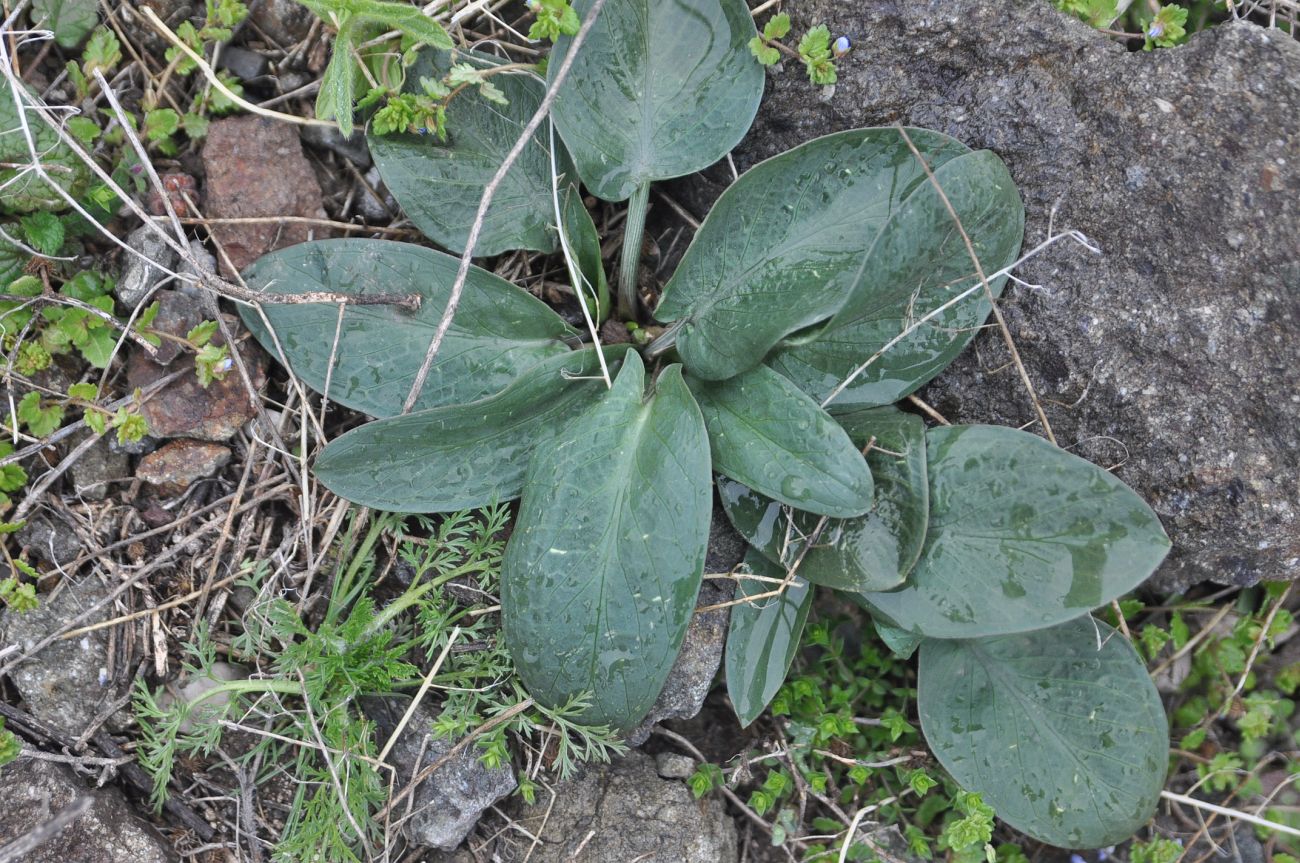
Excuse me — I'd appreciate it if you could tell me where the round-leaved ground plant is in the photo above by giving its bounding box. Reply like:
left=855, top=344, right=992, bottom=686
left=238, top=0, right=1173, bottom=849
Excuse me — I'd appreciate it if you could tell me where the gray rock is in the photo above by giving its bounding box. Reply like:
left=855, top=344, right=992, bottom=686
left=0, top=579, right=121, bottom=739
left=247, top=0, right=313, bottom=45
left=363, top=695, right=516, bottom=851
left=0, top=758, right=176, bottom=863
left=354, top=167, right=392, bottom=221
left=723, top=4, right=1300, bottom=592
left=654, top=751, right=696, bottom=780
left=301, top=124, right=373, bottom=168
left=217, top=45, right=268, bottom=82
left=177, top=239, right=218, bottom=309
left=705, top=498, right=748, bottom=574
left=15, top=514, right=81, bottom=566
left=115, top=226, right=176, bottom=310
left=67, top=430, right=129, bottom=501
left=501, top=751, right=737, bottom=863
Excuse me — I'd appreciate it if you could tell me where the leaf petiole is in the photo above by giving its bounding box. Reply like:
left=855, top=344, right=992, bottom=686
left=617, top=182, right=650, bottom=321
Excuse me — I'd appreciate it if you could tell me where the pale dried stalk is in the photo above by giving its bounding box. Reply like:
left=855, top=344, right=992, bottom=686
left=402, top=0, right=612, bottom=413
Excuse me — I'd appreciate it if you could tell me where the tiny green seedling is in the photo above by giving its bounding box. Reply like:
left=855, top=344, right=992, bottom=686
left=240, top=0, right=1173, bottom=849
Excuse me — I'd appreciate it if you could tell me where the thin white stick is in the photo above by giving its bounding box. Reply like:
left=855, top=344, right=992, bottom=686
left=140, top=7, right=335, bottom=128
left=378, top=626, right=461, bottom=763
left=820, top=229, right=1099, bottom=408
left=548, top=122, right=610, bottom=388
left=1160, top=790, right=1300, bottom=839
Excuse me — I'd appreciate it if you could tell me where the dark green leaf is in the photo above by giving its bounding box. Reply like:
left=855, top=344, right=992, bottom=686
left=725, top=550, right=812, bottom=727
left=874, top=619, right=922, bottom=660
left=560, top=184, right=608, bottom=322
left=919, top=617, right=1168, bottom=847
left=768, top=149, right=1024, bottom=408
left=369, top=49, right=569, bottom=256
left=655, top=128, right=972, bottom=381
left=502, top=353, right=711, bottom=730
left=688, top=365, right=872, bottom=518
left=240, top=239, right=576, bottom=418
left=315, top=346, right=628, bottom=512
left=861, top=425, right=1171, bottom=639
left=549, top=0, right=764, bottom=201
left=718, top=406, right=927, bottom=592
left=31, top=0, right=97, bottom=47
left=0, top=78, right=90, bottom=212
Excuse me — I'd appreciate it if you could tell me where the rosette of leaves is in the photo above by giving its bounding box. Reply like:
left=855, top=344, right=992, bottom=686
left=240, top=0, right=1172, bottom=849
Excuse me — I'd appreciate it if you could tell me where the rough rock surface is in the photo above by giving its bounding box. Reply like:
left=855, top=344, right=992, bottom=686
left=247, top=0, right=313, bottom=46
left=115, top=225, right=176, bottom=310
left=0, top=579, right=122, bottom=739
left=126, top=312, right=267, bottom=441
left=363, top=695, right=516, bottom=851
left=501, top=751, right=737, bottom=863
left=0, top=758, right=176, bottom=863
left=136, top=439, right=232, bottom=495
left=715, top=3, right=1300, bottom=592
left=201, top=115, right=328, bottom=275
left=626, top=503, right=742, bottom=745
left=15, top=513, right=82, bottom=566
left=68, top=431, right=129, bottom=501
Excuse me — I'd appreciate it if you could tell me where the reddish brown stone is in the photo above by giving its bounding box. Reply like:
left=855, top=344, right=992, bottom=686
left=127, top=315, right=267, bottom=442
left=201, top=115, right=329, bottom=275
left=147, top=172, right=199, bottom=217
left=136, top=440, right=232, bottom=496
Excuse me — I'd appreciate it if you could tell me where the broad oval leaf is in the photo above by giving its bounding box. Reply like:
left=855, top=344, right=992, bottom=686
left=919, top=618, right=1168, bottom=848
left=240, top=239, right=575, bottom=418
left=369, top=49, right=568, bottom=256
left=314, top=346, right=627, bottom=512
left=861, top=425, right=1171, bottom=639
left=687, top=366, right=873, bottom=518
left=656, top=128, right=973, bottom=381
left=718, top=406, right=928, bottom=592
left=502, top=353, right=712, bottom=731
left=549, top=0, right=764, bottom=201
left=725, top=550, right=812, bottom=728
left=768, top=149, right=1025, bottom=407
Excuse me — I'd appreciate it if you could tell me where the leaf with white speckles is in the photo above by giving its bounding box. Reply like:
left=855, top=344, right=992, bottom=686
left=314, top=346, right=628, bottom=512
left=860, top=425, right=1170, bottom=639
left=688, top=365, right=873, bottom=518
left=768, top=149, right=1024, bottom=407
left=919, top=617, right=1168, bottom=848
left=550, top=0, right=764, bottom=202
left=502, top=353, right=712, bottom=731
left=655, top=128, right=973, bottom=381
left=370, top=48, right=571, bottom=257
left=725, top=550, right=812, bottom=728
left=718, top=405, right=926, bottom=593
left=240, top=239, right=576, bottom=418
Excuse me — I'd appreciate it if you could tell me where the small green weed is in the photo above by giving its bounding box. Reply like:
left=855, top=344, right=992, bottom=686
left=1056, top=0, right=1235, bottom=48
left=749, top=13, right=847, bottom=85
left=688, top=607, right=1033, bottom=862
left=134, top=506, right=625, bottom=862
